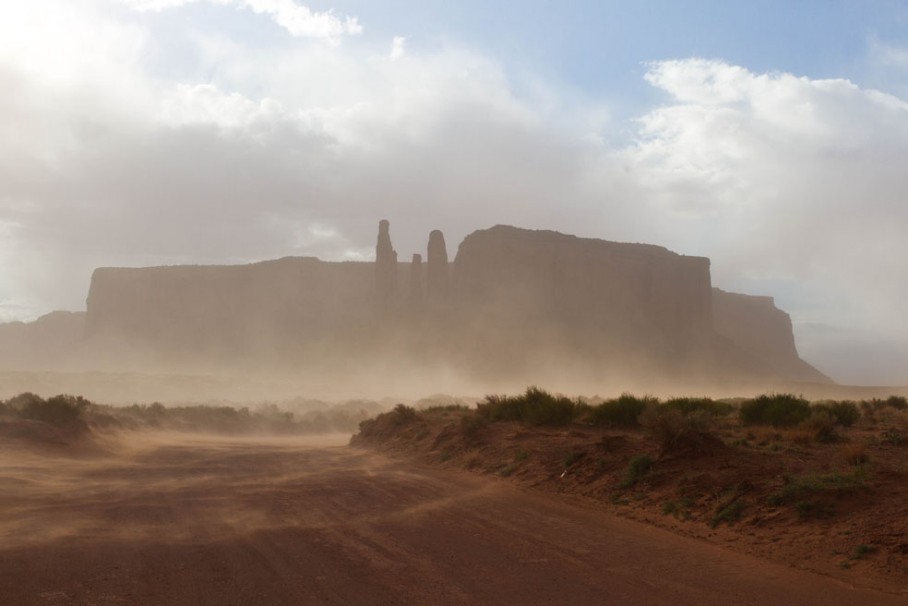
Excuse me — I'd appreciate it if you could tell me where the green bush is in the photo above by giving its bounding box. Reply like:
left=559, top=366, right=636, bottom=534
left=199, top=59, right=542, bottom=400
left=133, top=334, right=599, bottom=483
left=476, top=387, right=577, bottom=427
left=460, top=412, right=488, bottom=443
left=590, top=394, right=657, bottom=427
left=662, top=397, right=733, bottom=417
left=801, top=410, right=839, bottom=442
left=711, top=500, right=745, bottom=528
left=861, top=395, right=908, bottom=415
left=767, top=470, right=866, bottom=507
left=12, top=393, right=88, bottom=428
left=740, top=394, right=811, bottom=427
left=618, top=454, right=653, bottom=489
left=389, top=404, right=418, bottom=425
left=885, top=395, right=907, bottom=410
left=18, top=394, right=88, bottom=427
left=812, top=401, right=860, bottom=427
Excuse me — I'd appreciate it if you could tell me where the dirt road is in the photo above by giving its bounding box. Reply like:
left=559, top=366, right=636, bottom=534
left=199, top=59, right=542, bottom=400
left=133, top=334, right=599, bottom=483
left=0, top=433, right=903, bottom=605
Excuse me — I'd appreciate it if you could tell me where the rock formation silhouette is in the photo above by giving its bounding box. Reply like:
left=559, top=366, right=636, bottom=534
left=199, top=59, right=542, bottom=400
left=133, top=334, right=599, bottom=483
left=426, top=230, right=449, bottom=303
left=409, top=253, right=424, bottom=308
left=375, top=219, right=398, bottom=310
left=0, top=221, right=831, bottom=388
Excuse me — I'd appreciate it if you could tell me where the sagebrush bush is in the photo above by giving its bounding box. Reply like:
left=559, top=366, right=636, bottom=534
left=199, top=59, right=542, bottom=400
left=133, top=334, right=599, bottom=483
left=476, top=387, right=577, bottom=426
left=840, top=442, right=869, bottom=466
left=800, top=410, right=839, bottom=443
left=861, top=396, right=908, bottom=420
left=812, top=401, right=860, bottom=427
left=740, top=394, right=811, bottom=427
left=661, top=397, right=732, bottom=417
left=618, top=454, right=653, bottom=489
left=886, top=395, right=908, bottom=410
left=767, top=470, right=866, bottom=506
left=460, top=412, right=488, bottom=442
left=12, top=393, right=88, bottom=428
left=590, top=394, right=657, bottom=427
left=389, top=404, right=418, bottom=424
left=639, top=404, right=714, bottom=455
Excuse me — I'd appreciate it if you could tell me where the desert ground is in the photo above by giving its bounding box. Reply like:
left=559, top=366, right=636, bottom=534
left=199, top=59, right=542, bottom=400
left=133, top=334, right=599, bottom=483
left=1, top=426, right=905, bottom=605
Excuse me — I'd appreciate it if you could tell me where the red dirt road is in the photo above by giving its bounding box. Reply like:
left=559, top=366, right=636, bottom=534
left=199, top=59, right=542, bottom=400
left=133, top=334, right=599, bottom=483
left=1, top=434, right=904, bottom=605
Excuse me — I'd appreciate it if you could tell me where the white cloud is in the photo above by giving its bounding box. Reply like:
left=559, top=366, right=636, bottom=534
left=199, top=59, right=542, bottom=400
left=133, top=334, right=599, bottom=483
left=0, top=5, right=907, bottom=383
left=629, top=59, right=908, bottom=382
left=390, top=36, right=406, bottom=60
left=118, top=0, right=361, bottom=43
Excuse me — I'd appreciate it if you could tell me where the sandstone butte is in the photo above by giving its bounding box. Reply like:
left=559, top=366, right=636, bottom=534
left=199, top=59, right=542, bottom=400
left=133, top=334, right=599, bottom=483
left=0, top=222, right=830, bottom=389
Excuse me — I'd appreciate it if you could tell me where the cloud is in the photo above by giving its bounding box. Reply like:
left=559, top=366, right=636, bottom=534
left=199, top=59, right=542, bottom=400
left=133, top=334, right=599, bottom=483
left=628, top=59, right=908, bottom=382
left=0, top=5, right=906, bottom=383
left=390, top=36, right=406, bottom=60
left=119, top=0, right=362, bottom=42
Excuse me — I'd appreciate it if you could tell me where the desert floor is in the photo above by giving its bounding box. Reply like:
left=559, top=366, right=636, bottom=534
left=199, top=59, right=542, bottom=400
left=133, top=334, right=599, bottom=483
left=0, top=433, right=904, bottom=605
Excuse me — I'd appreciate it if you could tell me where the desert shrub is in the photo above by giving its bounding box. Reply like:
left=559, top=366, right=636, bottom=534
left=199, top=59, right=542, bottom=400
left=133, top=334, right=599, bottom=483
left=800, top=410, right=839, bottom=443
left=460, top=412, right=488, bottom=443
left=389, top=404, right=418, bottom=424
left=711, top=499, right=745, bottom=528
left=639, top=405, right=685, bottom=448
left=767, top=470, right=867, bottom=507
left=662, top=397, right=732, bottom=417
left=812, top=401, right=860, bottom=427
left=740, top=394, right=811, bottom=427
left=861, top=396, right=908, bottom=418
left=354, top=404, right=419, bottom=439
left=13, top=393, right=88, bottom=428
left=840, top=442, right=869, bottom=466
left=662, top=497, right=693, bottom=520
left=476, top=387, right=577, bottom=427
left=795, top=500, right=836, bottom=520
left=425, top=404, right=471, bottom=413
left=883, top=395, right=907, bottom=410
left=591, top=394, right=657, bottom=427
left=881, top=428, right=907, bottom=446
left=618, top=454, right=653, bottom=489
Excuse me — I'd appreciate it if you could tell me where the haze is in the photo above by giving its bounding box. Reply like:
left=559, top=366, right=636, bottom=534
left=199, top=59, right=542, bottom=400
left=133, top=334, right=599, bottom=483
left=1, top=1, right=907, bottom=385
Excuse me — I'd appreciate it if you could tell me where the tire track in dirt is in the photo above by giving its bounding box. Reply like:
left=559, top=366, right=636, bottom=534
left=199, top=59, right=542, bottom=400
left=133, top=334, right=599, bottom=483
left=0, top=434, right=904, bottom=605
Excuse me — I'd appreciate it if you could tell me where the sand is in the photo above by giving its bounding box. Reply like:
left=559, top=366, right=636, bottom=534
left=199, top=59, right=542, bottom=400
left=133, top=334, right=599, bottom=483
left=0, top=431, right=904, bottom=605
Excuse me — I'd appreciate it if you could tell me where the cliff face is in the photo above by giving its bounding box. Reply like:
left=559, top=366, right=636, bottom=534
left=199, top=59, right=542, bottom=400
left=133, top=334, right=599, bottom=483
left=0, top=311, right=86, bottom=368
left=711, top=289, right=830, bottom=383
left=13, top=222, right=827, bottom=386
left=85, top=258, right=397, bottom=362
left=453, top=226, right=712, bottom=344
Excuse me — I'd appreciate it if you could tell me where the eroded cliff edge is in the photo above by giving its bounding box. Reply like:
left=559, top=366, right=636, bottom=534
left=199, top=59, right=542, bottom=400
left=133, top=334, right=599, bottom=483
left=1, top=224, right=830, bottom=388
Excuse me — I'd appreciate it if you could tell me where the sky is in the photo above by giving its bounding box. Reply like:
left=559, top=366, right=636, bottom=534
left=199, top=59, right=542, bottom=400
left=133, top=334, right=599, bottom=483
left=1, top=0, right=907, bottom=385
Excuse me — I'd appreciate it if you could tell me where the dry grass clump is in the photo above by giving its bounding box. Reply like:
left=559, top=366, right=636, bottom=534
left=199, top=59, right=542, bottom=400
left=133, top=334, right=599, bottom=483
left=618, top=454, right=653, bottom=489
left=860, top=395, right=908, bottom=422
left=638, top=405, right=716, bottom=457
left=840, top=442, right=869, bottom=466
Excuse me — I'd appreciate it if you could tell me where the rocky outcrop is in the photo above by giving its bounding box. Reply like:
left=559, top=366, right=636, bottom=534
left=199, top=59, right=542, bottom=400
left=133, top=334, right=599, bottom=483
left=452, top=225, right=712, bottom=342
left=712, top=289, right=829, bottom=383
left=2, top=221, right=827, bottom=386
left=426, top=230, right=449, bottom=302
left=84, top=257, right=399, bottom=363
left=409, top=254, right=424, bottom=306
left=375, top=219, right=398, bottom=308
left=0, top=311, right=86, bottom=368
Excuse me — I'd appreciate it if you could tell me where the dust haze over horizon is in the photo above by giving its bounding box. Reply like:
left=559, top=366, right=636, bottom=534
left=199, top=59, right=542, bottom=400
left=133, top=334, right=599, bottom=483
left=1, top=1, right=907, bottom=385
